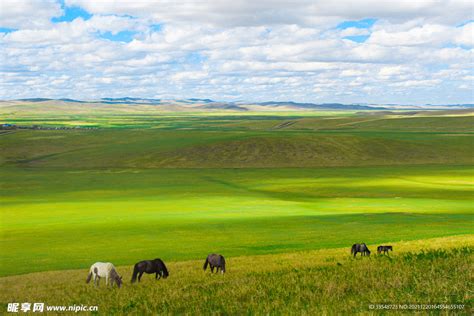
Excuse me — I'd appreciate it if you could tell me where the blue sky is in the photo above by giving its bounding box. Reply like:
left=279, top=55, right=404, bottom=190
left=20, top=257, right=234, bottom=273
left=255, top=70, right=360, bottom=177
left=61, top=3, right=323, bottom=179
left=0, top=0, right=472, bottom=104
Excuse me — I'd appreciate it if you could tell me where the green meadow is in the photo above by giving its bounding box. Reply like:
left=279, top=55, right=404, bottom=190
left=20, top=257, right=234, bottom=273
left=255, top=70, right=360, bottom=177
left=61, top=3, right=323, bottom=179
left=1, top=165, right=474, bottom=276
left=0, top=108, right=473, bottom=313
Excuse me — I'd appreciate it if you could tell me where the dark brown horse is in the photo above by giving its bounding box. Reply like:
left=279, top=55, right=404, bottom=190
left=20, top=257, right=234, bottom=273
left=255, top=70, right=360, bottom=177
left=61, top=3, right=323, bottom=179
left=203, top=254, right=226, bottom=274
left=351, top=243, right=371, bottom=257
left=377, top=245, right=393, bottom=255
left=131, top=258, right=169, bottom=283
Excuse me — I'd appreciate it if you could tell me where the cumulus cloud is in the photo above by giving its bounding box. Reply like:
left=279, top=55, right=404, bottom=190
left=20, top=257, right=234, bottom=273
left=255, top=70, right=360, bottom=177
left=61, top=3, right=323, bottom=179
left=454, top=22, right=474, bottom=46
left=64, top=0, right=473, bottom=26
left=0, top=0, right=61, bottom=28
left=0, top=0, right=473, bottom=104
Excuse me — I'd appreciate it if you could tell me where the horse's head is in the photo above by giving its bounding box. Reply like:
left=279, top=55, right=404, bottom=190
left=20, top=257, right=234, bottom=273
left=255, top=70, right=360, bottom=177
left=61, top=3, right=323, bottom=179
left=116, top=275, right=123, bottom=288
left=162, top=265, right=169, bottom=279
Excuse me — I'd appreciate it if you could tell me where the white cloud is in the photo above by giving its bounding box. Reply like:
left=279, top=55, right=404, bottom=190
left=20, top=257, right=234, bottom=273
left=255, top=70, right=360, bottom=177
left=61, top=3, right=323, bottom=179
left=64, top=0, right=473, bottom=26
left=368, top=24, right=453, bottom=46
left=391, top=79, right=441, bottom=87
left=454, top=22, right=474, bottom=47
left=0, top=0, right=61, bottom=28
left=340, top=27, right=371, bottom=37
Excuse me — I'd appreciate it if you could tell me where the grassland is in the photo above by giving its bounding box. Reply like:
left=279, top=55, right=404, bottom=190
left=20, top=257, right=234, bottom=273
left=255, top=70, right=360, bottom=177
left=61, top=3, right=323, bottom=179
left=1, top=236, right=472, bottom=314
left=1, top=165, right=473, bottom=276
left=0, top=107, right=473, bottom=313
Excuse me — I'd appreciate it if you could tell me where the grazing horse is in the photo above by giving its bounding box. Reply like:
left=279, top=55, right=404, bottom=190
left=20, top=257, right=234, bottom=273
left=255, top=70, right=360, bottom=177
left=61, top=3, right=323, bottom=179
left=86, top=262, right=123, bottom=288
left=377, top=245, right=393, bottom=255
left=203, top=254, right=226, bottom=274
left=131, top=258, right=169, bottom=283
left=351, top=243, right=371, bottom=257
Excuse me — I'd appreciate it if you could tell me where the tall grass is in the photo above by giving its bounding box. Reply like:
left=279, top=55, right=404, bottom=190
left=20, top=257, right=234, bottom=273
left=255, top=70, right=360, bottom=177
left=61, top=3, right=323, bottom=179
left=1, top=236, right=472, bottom=314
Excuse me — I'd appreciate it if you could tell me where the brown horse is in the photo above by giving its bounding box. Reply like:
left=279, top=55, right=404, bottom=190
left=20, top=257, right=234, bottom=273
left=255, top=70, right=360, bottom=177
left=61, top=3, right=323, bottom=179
left=203, top=254, right=226, bottom=274
left=377, top=245, right=393, bottom=255
left=351, top=243, right=371, bottom=257
left=131, top=258, right=169, bottom=283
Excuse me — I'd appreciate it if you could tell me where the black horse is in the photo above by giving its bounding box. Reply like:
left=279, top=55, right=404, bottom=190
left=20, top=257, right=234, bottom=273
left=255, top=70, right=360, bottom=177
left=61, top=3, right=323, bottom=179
left=351, top=243, right=371, bottom=257
left=377, top=245, right=393, bottom=255
left=203, top=254, right=226, bottom=274
left=131, top=258, right=169, bottom=283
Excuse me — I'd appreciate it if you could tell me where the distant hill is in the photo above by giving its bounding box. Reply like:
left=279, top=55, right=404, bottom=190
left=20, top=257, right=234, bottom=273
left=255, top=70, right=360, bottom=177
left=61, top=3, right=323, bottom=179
left=17, top=98, right=55, bottom=102
left=5, top=98, right=474, bottom=111
left=256, top=101, right=386, bottom=110
left=100, top=97, right=162, bottom=104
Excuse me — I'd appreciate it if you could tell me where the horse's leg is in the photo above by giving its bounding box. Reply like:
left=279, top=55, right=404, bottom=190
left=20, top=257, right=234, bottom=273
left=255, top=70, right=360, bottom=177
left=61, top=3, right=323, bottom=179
left=210, top=265, right=214, bottom=273
left=156, top=272, right=161, bottom=280
left=105, top=274, right=109, bottom=286
left=138, top=272, right=144, bottom=282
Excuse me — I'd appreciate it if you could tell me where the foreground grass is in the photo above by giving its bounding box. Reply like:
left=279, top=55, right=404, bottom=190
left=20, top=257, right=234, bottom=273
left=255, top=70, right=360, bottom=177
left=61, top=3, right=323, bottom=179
left=1, top=236, right=472, bottom=314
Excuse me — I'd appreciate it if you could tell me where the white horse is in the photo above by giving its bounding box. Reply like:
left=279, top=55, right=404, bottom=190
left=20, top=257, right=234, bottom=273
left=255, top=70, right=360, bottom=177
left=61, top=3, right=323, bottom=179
left=86, top=262, right=123, bottom=288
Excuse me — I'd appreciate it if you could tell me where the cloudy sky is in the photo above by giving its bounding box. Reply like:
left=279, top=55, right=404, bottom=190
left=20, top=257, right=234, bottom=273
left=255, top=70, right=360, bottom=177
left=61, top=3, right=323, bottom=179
left=0, top=0, right=472, bottom=104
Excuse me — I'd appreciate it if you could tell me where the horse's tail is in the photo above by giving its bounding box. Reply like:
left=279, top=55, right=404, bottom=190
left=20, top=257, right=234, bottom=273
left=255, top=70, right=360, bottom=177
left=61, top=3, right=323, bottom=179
left=351, top=244, right=356, bottom=254
left=220, top=256, right=226, bottom=273
left=86, top=268, right=93, bottom=283
left=131, top=264, right=139, bottom=283
left=203, top=257, right=209, bottom=271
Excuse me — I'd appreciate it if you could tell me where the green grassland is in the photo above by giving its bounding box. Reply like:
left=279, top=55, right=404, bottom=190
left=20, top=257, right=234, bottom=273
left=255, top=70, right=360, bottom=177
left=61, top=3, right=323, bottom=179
left=1, top=164, right=473, bottom=276
left=0, top=108, right=473, bottom=313
left=1, top=236, right=472, bottom=314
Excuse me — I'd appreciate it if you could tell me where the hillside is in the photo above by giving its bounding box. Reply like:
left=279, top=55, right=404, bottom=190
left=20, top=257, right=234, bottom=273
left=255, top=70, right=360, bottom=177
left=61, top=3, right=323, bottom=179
left=1, top=113, right=473, bottom=169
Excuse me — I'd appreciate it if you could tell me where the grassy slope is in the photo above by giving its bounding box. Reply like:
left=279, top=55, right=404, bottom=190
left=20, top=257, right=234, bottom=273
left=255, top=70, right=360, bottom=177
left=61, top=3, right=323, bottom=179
left=0, top=129, right=473, bottom=168
left=0, top=236, right=472, bottom=314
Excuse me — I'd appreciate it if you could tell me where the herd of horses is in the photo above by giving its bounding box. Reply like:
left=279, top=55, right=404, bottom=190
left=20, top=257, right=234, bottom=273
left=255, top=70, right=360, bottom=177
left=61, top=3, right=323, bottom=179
left=86, top=246, right=392, bottom=288
left=351, top=243, right=393, bottom=257
left=86, top=254, right=225, bottom=288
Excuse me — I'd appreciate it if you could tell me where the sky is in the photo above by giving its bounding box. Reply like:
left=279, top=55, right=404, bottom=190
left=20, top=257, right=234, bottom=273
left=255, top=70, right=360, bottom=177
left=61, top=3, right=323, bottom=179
left=0, top=0, right=473, bottom=104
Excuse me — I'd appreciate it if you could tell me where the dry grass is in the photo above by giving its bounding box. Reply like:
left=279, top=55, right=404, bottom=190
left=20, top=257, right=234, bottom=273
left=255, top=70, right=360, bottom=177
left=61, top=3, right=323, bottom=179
left=1, top=235, right=472, bottom=315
